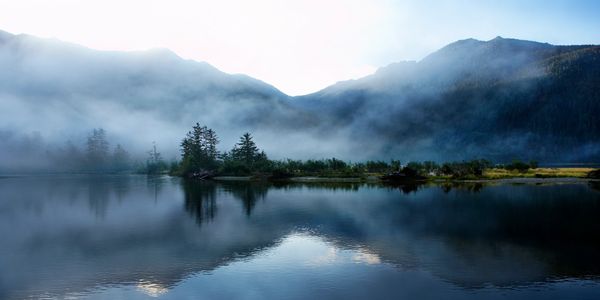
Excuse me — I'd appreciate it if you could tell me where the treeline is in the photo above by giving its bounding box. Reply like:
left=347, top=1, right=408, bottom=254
left=39, top=128, right=133, bottom=173
left=169, top=124, right=541, bottom=179
left=32, top=125, right=544, bottom=177
left=45, top=128, right=173, bottom=174
left=2, top=125, right=545, bottom=177
left=170, top=123, right=401, bottom=178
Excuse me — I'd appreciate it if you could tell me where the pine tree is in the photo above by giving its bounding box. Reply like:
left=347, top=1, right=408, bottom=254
left=86, top=128, right=110, bottom=171
left=59, top=140, right=84, bottom=172
left=146, top=141, right=165, bottom=174
left=180, top=123, right=220, bottom=175
left=148, top=142, right=162, bottom=165
left=204, top=128, right=219, bottom=160
left=232, top=132, right=259, bottom=164
left=112, top=144, right=130, bottom=172
left=227, top=132, right=270, bottom=173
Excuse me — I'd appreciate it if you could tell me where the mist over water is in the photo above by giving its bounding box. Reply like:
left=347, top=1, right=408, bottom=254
left=0, top=32, right=368, bottom=172
left=1, top=175, right=600, bottom=299
left=1, top=2, right=599, bottom=300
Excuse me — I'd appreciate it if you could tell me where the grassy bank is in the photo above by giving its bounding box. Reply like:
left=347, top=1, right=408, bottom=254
left=208, top=168, right=597, bottom=183
left=483, top=168, right=594, bottom=179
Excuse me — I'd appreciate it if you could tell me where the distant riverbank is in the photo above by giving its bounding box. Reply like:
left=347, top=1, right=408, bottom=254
left=209, top=168, right=598, bottom=184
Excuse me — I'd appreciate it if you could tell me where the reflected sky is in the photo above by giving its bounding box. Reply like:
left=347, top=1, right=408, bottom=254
left=1, top=175, right=600, bottom=299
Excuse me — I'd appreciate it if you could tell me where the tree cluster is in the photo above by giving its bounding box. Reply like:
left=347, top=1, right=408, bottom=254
left=176, top=124, right=269, bottom=177
left=438, top=159, right=493, bottom=178
left=499, top=160, right=538, bottom=173
left=268, top=158, right=401, bottom=178
left=173, top=124, right=548, bottom=180
left=221, top=133, right=270, bottom=175
left=52, top=128, right=132, bottom=173
left=179, top=123, right=220, bottom=176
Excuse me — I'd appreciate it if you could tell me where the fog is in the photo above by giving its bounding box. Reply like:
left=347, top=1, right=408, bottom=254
left=1, top=31, right=599, bottom=172
left=0, top=31, right=353, bottom=172
left=294, top=37, right=600, bottom=163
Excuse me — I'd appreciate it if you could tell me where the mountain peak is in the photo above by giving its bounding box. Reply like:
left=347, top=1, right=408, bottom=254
left=421, top=36, right=555, bottom=66
left=485, top=36, right=553, bottom=48
left=446, top=38, right=486, bottom=48
left=142, top=47, right=182, bottom=61
left=0, top=29, right=14, bottom=43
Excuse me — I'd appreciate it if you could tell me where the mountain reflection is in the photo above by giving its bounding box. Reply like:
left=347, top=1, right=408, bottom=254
left=1, top=176, right=600, bottom=299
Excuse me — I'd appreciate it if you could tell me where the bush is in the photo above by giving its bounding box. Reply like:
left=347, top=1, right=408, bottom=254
left=220, top=160, right=251, bottom=176
left=439, top=159, right=491, bottom=178
left=504, top=160, right=535, bottom=173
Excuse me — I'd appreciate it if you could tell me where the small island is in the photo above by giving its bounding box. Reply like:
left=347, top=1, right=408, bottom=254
left=137, top=123, right=599, bottom=184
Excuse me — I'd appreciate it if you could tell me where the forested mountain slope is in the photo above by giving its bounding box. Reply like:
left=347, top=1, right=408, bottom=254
left=296, top=37, right=600, bottom=162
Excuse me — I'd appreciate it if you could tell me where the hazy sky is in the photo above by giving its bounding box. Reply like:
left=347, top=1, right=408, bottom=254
left=1, top=0, right=598, bottom=95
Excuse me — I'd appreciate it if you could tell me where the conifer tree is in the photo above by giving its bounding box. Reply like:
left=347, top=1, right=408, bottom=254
left=180, top=123, right=220, bottom=175
left=231, top=132, right=259, bottom=164
left=86, top=128, right=109, bottom=171
left=112, top=144, right=130, bottom=172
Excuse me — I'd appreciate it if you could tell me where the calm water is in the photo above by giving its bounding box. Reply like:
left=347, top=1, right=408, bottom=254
left=1, top=175, right=600, bottom=300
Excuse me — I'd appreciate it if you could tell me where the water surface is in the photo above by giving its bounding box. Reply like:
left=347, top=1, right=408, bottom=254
left=1, top=175, right=600, bottom=299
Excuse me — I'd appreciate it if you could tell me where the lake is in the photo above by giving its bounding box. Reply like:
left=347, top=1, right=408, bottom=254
left=1, top=175, right=600, bottom=299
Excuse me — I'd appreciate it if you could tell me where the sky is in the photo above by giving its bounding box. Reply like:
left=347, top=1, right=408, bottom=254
left=1, top=0, right=599, bottom=95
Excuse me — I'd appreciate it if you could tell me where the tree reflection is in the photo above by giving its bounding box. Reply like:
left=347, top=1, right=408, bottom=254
left=182, top=180, right=217, bottom=225
left=589, top=180, right=600, bottom=193
left=146, top=175, right=164, bottom=203
left=4, top=176, right=600, bottom=299
left=381, top=182, right=424, bottom=194
left=222, top=181, right=268, bottom=216
left=83, top=175, right=132, bottom=218
left=439, top=182, right=484, bottom=193
left=271, top=181, right=363, bottom=191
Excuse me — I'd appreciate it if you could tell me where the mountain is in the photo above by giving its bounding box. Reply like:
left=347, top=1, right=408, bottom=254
left=0, top=30, right=319, bottom=170
left=295, top=36, right=600, bottom=162
left=0, top=30, right=599, bottom=170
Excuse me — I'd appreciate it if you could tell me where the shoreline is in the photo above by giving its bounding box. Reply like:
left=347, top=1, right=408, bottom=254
left=2, top=171, right=597, bottom=185
left=211, top=176, right=598, bottom=185
left=437, top=177, right=598, bottom=184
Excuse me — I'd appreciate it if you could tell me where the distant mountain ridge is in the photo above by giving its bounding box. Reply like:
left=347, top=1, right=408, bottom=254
left=0, top=30, right=599, bottom=167
left=295, top=36, right=600, bottom=162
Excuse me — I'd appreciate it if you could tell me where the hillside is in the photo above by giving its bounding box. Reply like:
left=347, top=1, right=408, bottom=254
left=0, top=31, right=599, bottom=171
left=0, top=30, right=318, bottom=170
left=295, top=37, right=600, bottom=162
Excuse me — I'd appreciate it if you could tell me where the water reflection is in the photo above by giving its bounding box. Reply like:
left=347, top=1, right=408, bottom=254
left=221, top=181, right=269, bottom=216
left=183, top=180, right=217, bottom=224
left=438, top=181, right=485, bottom=193
left=590, top=180, right=600, bottom=192
left=0, top=176, right=599, bottom=299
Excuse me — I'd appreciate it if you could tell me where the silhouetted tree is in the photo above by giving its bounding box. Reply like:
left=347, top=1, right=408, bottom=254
left=390, top=160, right=402, bottom=172
left=504, top=159, right=532, bottom=173
left=179, top=123, right=220, bottom=176
left=112, top=144, right=130, bottom=172
left=86, top=128, right=109, bottom=171
left=59, top=140, right=84, bottom=172
left=204, top=128, right=219, bottom=160
left=231, top=133, right=260, bottom=164
left=221, top=132, right=270, bottom=175
left=146, top=142, right=167, bottom=174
